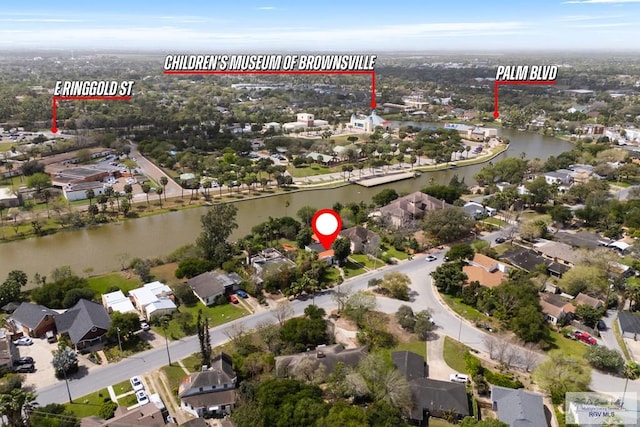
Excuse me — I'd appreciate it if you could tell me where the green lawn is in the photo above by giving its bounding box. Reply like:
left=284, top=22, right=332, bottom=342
left=343, top=260, right=366, bottom=278
left=87, top=272, right=141, bottom=295
left=482, top=217, right=507, bottom=227
left=112, top=379, right=133, bottom=395
left=349, top=254, right=381, bottom=270
left=380, top=244, right=409, bottom=260
left=428, top=418, right=457, bottom=427
left=288, top=164, right=336, bottom=178
left=181, top=353, right=202, bottom=372
left=545, top=330, right=587, bottom=359
left=117, top=392, right=139, bottom=408
left=65, top=388, right=110, bottom=418
left=158, top=302, right=249, bottom=340
left=393, top=340, right=427, bottom=360
left=492, top=243, right=513, bottom=256
left=161, top=365, right=189, bottom=395
left=441, top=295, right=497, bottom=326
left=443, top=337, right=471, bottom=373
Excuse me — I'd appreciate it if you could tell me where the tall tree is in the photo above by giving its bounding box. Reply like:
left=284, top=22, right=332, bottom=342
left=533, top=352, right=591, bottom=404
left=156, top=187, right=163, bottom=208
left=160, top=176, right=168, bottom=201
left=196, top=204, right=238, bottom=263
left=141, top=184, right=151, bottom=206
left=0, top=270, right=27, bottom=307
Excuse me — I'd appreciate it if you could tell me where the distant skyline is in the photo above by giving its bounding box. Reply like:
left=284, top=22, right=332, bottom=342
left=1, top=0, right=640, bottom=51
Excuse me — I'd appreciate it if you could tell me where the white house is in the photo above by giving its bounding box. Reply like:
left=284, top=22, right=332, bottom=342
left=282, top=113, right=329, bottom=131
left=462, top=202, right=496, bottom=219
left=349, top=111, right=390, bottom=132
left=128, top=281, right=176, bottom=320
left=101, top=290, right=137, bottom=315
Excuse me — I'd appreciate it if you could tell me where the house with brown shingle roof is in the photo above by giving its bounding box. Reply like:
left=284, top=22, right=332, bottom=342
left=574, top=293, right=604, bottom=310
left=539, top=293, right=575, bottom=325
left=378, top=191, right=450, bottom=228
left=463, top=254, right=508, bottom=288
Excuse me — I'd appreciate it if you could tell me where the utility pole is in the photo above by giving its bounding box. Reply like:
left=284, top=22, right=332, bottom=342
left=116, top=327, right=122, bottom=353
left=162, top=320, right=172, bottom=366
left=62, top=369, right=72, bottom=403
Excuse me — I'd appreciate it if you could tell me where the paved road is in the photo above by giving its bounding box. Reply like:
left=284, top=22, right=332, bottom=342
left=35, top=252, right=640, bottom=405
left=129, top=144, right=182, bottom=200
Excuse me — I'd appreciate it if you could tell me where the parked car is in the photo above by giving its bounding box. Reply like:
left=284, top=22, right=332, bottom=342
left=597, top=320, right=607, bottom=331
left=573, top=331, right=597, bottom=345
left=495, top=237, right=506, bottom=244
left=130, top=376, right=144, bottom=392
left=236, top=290, right=248, bottom=299
left=16, top=357, right=34, bottom=365
left=136, top=390, right=149, bottom=405
left=449, top=373, right=469, bottom=383
left=228, top=295, right=239, bottom=304
left=13, top=337, right=33, bottom=346
left=15, top=363, right=35, bottom=373
left=140, top=322, right=150, bottom=331
left=425, top=255, right=437, bottom=262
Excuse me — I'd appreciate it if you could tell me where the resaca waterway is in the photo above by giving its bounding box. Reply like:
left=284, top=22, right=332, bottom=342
left=1, top=127, right=572, bottom=285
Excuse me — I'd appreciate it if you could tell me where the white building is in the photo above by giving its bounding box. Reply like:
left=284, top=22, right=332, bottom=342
left=282, top=113, right=329, bottom=131
left=62, top=181, right=105, bottom=202
left=129, top=281, right=176, bottom=320
left=101, top=290, right=137, bottom=315
left=349, top=111, right=390, bottom=132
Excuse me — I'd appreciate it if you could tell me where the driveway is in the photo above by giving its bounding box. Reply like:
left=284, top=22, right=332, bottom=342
left=16, top=337, right=59, bottom=391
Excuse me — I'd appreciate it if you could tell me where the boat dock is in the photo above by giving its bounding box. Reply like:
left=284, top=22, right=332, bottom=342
left=355, top=172, right=416, bottom=187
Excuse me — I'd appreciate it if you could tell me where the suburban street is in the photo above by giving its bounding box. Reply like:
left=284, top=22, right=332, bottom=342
left=34, top=252, right=640, bottom=405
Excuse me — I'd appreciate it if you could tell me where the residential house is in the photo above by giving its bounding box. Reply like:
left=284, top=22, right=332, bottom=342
left=463, top=254, right=508, bottom=288
left=491, top=385, right=548, bottom=427
left=7, top=302, right=58, bottom=338
left=187, top=271, right=243, bottom=306
left=339, top=226, right=381, bottom=254
left=0, top=330, right=18, bottom=370
left=101, top=290, right=137, bottom=315
left=574, top=293, right=604, bottom=310
left=540, top=293, right=575, bottom=325
left=305, top=241, right=336, bottom=264
left=533, top=239, right=578, bottom=267
left=81, top=399, right=166, bottom=427
left=178, top=353, right=237, bottom=418
left=55, top=299, right=111, bottom=349
left=617, top=311, right=640, bottom=338
left=275, top=344, right=368, bottom=378
left=502, top=247, right=570, bottom=277
left=378, top=191, right=450, bottom=228
left=462, top=201, right=496, bottom=219
left=392, top=351, right=470, bottom=426
left=129, top=281, right=177, bottom=320
left=249, top=248, right=296, bottom=286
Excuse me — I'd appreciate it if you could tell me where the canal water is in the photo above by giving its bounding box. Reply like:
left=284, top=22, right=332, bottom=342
left=0, top=126, right=572, bottom=285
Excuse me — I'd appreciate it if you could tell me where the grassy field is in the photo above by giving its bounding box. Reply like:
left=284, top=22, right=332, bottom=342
left=161, top=365, right=189, bottom=395
left=150, top=263, right=181, bottom=287
left=87, top=272, right=141, bottom=294
left=380, top=244, right=409, bottom=260
left=288, top=164, right=339, bottom=178
left=389, top=340, right=427, bottom=361
left=349, top=254, right=380, bottom=270
left=442, top=295, right=497, bottom=327
left=65, top=388, right=111, bottom=418
left=545, top=330, right=587, bottom=359
left=181, top=353, right=203, bottom=372
left=443, top=337, right=471, bottom=373
left=112, top=379, right=133, bottom=395
left=159, top=302, right=249, bottom=340
left=342, top=260, right=366, bottom=278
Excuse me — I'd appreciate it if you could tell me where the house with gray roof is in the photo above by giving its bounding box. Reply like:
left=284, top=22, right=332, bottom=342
left=178, top=353, right=237, bottom=418
left=54, top=299, right=111, bottom=349
left=187, top=270, right=243, bottom=306
left=339, top=226, right=381, bottom=254
left=7, top=302, right=58, bottom=338
left=491, top=385, right=549, bottom=427
left=392, top=351, right=470, bottom=425
left=378, top=191, right=450, bottom=228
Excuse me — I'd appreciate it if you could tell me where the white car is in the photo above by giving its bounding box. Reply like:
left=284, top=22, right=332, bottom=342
left=449, top=373, right=469, bottom=383
left=425, top=255, right=437, bottom=262
left=13, top=337, right=33, bottom=346
left=136, top=390, right=149, bottom=405
left=130, top=376, right=144, bottom=392
left=140, top=322, right=150, bottom=331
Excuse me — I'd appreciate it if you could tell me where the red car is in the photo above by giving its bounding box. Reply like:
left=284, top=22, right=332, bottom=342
left=574, top=331, right=597, bottom=345
left=228, top=295, right=239, bottom=304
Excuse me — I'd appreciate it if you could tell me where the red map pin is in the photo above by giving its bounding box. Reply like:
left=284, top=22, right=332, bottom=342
left=311, top=209, right=342, bottom=250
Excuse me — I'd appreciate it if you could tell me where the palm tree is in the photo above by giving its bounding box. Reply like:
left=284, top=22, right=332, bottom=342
left=465, top=146, right=471, bottom=159
left=160, top=176, right=168, bottom=201
left=156, top=187, right=163, bottom=208
left=85, top=189, right=95, bottom=206
left=0, top=388, right=37, bottom=426
left=141, top=184, right=151, bottom=206
left=622, top=361, right=640, bottom=404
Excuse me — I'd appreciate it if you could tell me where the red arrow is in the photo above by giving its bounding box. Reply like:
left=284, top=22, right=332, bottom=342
left=371, top=71, right=377, bottom=108
left=51, top=97, right=58, bottom=133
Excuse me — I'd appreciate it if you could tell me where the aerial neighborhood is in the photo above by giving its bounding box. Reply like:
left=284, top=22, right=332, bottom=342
left=2, top=16, right=640, bottom=427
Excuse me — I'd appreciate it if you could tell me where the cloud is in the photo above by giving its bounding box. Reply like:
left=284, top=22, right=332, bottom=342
left=258, top=6, right=276, bottom=10
left=567, top=21, right=633, bottom=27
left=563, top=0, right=640, bottom=4
left=0, top=18, right=85, bottom=23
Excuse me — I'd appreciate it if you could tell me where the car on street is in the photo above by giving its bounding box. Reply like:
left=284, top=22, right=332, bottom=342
left=130, top=376, right=144, bottom=392
left=228, top=295, right=239, bottom=304
left=17, top=357, right=34, bottom=365
left=13, top=337, right=33, bottom=346
left=236, top=290, right=248, bottom=298
left=425, top=255, right=437, bottom=262
left=136, top=390, right=149, bottom=405
left=449, top=373, right=469, bottom=383
left=495, top=237, right=506, bottom=244
left=15, top=363, right=35, bottom=373
left=140, top=322, right=150, bottom=331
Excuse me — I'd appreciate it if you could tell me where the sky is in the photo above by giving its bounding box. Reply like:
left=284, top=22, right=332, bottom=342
left=1, top=0, right=640, bottom=51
